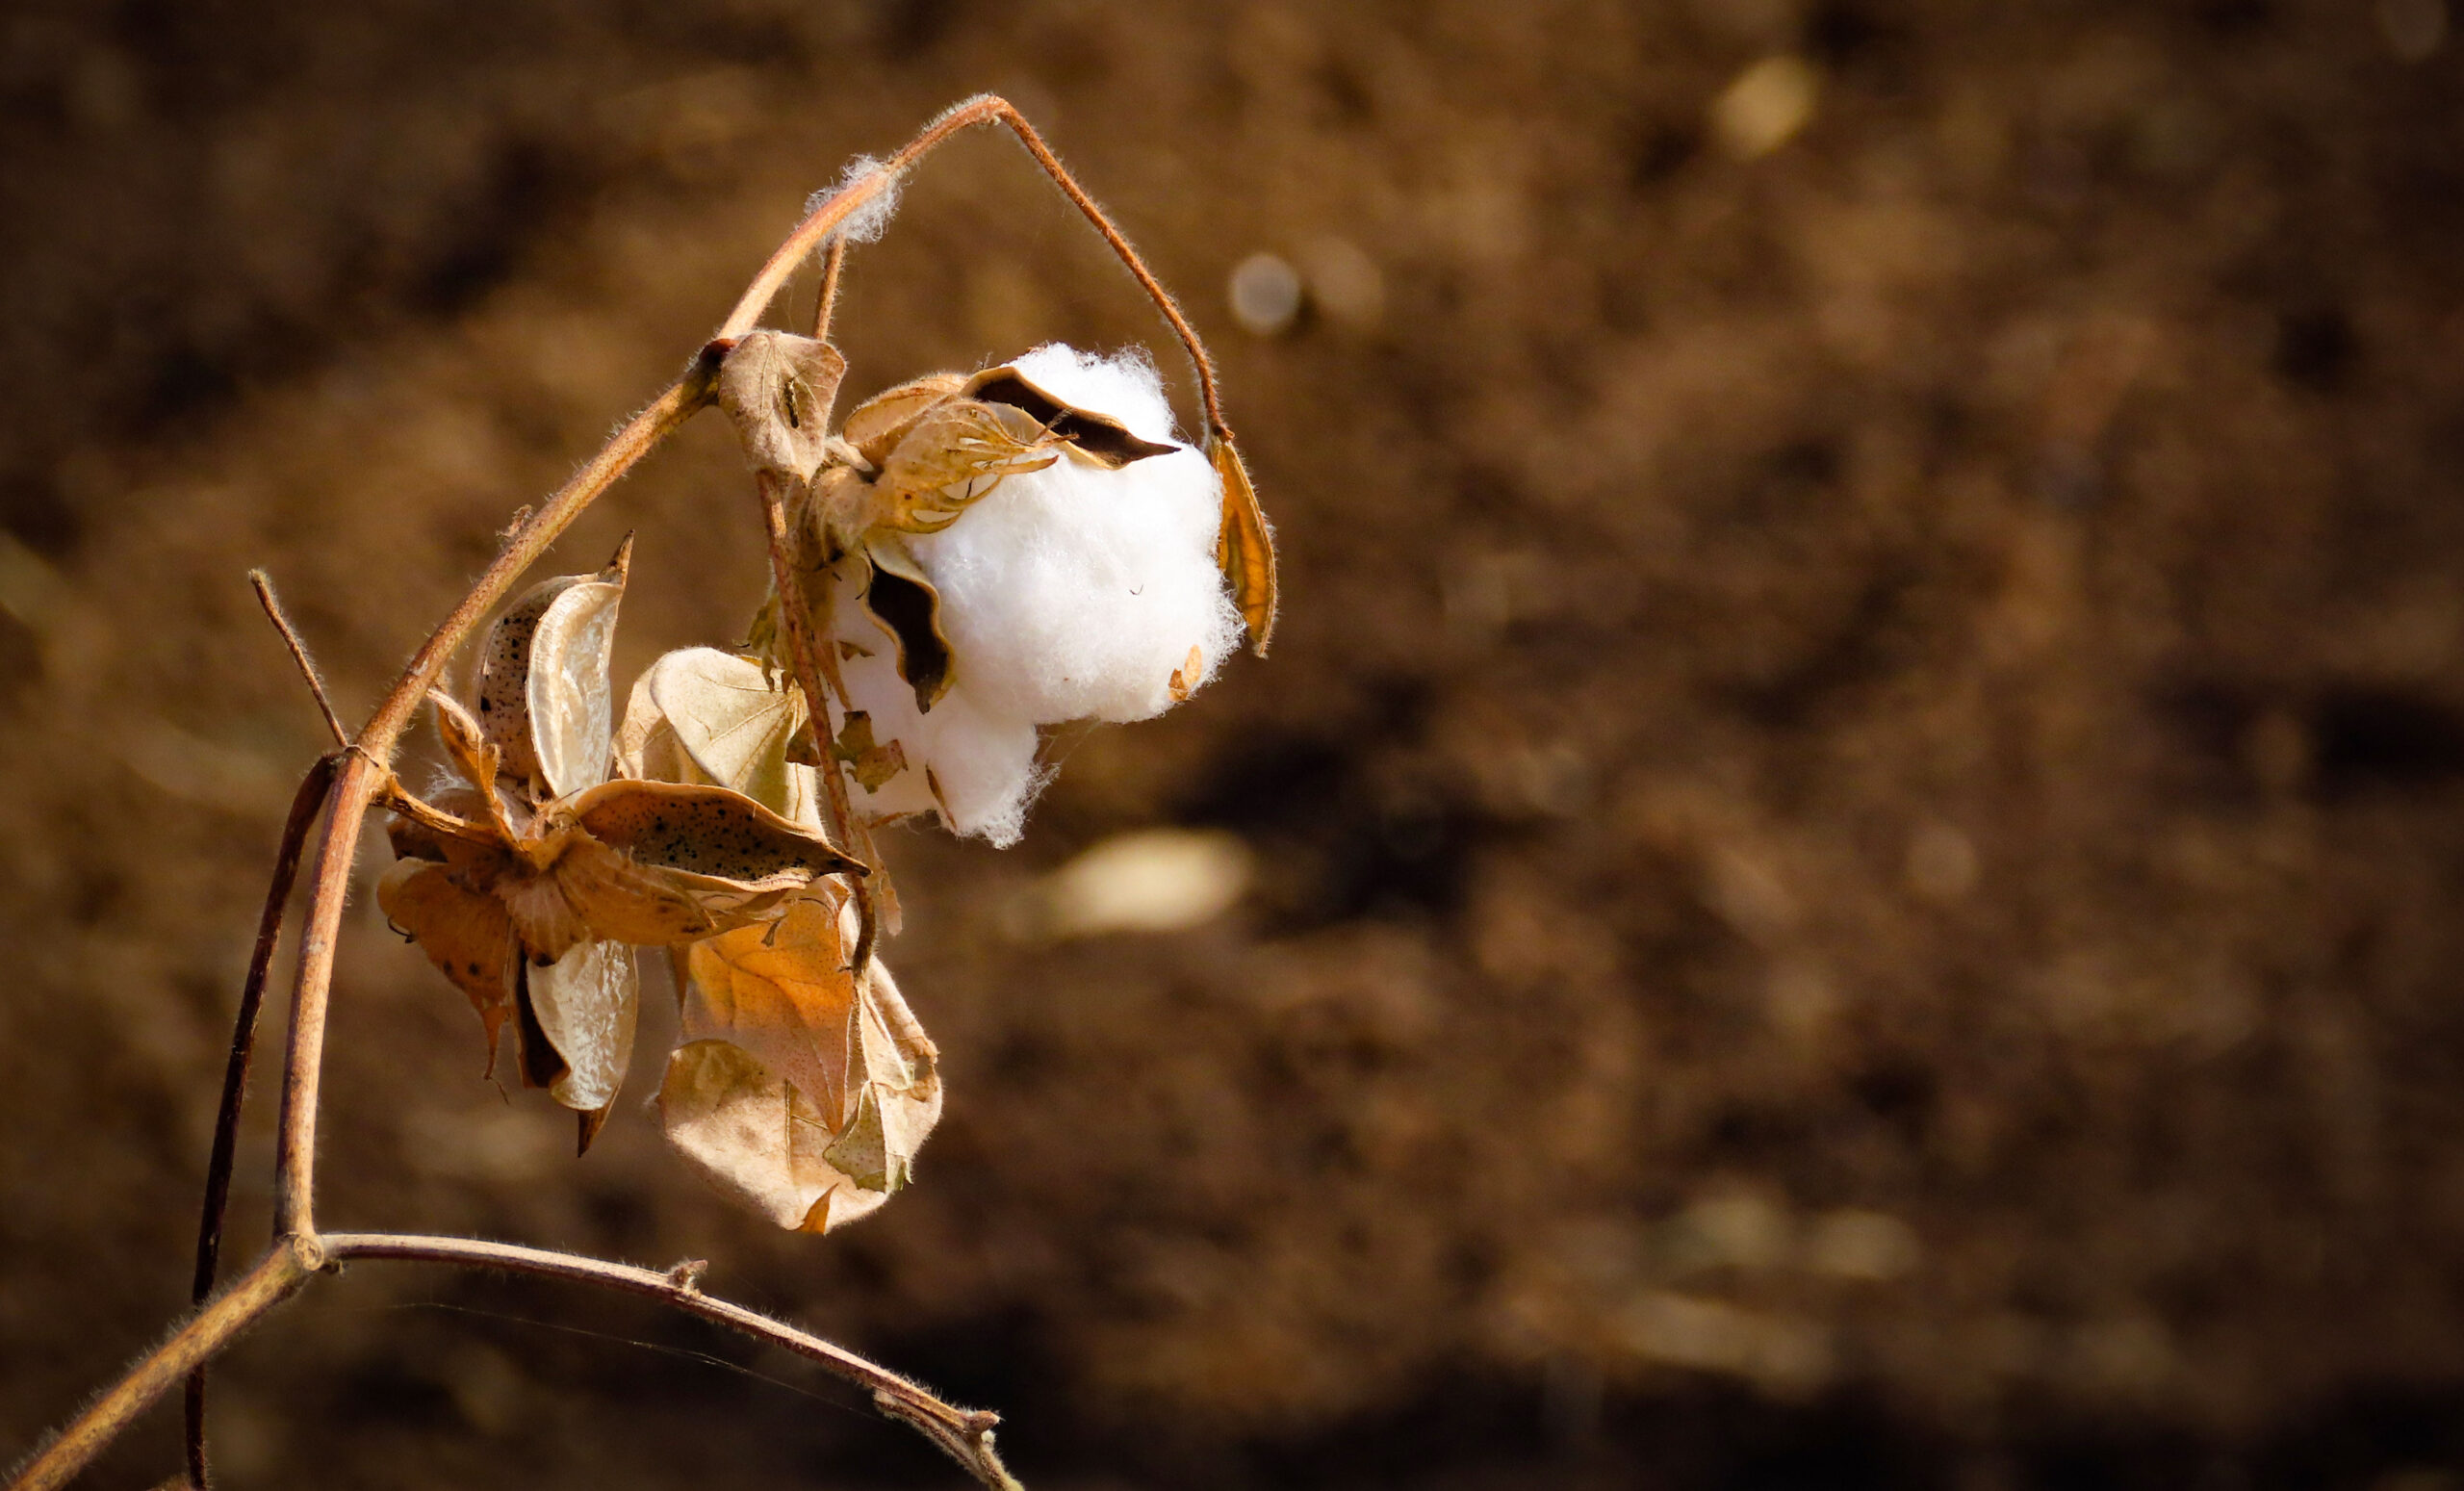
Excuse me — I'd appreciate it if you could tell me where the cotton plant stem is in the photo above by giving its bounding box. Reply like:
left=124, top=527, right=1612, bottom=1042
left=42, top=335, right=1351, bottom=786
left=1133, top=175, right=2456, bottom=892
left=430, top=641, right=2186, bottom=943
left=183, top=753, right=339, bottom=1489
left=753, top=469, right=883, bottom=970
left=6, top=1231, right=1021, bottom=1491
left=321, top=1233, right=1021, bottom=1490
left=812, top=236, right=847, bottom=343
left=271, top=359, right=718, bottom=1242
left=8, top=1242, right=320, bottom=1491
left=717, top=95, right=1232, bottom=438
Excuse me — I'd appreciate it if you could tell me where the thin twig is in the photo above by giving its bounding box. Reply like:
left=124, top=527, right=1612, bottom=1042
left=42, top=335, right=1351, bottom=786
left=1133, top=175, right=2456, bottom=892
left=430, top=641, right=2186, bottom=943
left=754, top=469, right=882, bottom=970
left=9, top=1241, right=320, bottom=1491
left=321, top=1233, right=1021, bottom=1490
left=182, top=753, right=339, bottom=1490
left=249, top=572, right=348, bottom=750
left=271, top=356, right=719, bottom=1243
left=812, top=236, right=847, bottom=344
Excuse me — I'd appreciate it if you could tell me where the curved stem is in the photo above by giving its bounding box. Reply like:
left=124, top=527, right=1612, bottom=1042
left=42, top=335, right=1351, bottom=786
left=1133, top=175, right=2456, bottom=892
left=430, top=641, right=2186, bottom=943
left=8, top=1242, right=319, bottom=1491
left=716, top=95, right=1234, bottom=441
left=321, top=1233, right=1021, bottom=1490
left=184, top=754, right=339, bottom=1489
left=272, top=358, right=719, bottom=1240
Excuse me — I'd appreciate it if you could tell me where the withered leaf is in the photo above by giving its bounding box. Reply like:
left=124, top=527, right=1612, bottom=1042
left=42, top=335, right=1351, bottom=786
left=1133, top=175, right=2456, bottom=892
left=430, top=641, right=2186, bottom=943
left=830, top=710, right=909, bottom=792
left=662, top=890, right=941, bottom=1231
left=681, top=894, right=861, bottom=1124
left=629, top=647, right=807, bottom=810
left=377, top=859, right=516, bottom=1072
left=716, top=331, right=849, bottom=483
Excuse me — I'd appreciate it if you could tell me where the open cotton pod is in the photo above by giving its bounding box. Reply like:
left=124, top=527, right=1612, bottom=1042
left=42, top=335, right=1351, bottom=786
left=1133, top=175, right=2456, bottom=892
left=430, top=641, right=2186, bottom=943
left=750, top=343, right=1247, bottom=847
left=379, top=547, right=862, bottom=1149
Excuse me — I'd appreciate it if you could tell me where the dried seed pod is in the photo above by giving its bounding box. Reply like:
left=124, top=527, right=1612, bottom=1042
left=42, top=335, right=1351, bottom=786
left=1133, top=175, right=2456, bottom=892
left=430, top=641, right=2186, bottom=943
left=384, top=544, right=864, bottom=1135
left=475, top=539, right=630, bottom=800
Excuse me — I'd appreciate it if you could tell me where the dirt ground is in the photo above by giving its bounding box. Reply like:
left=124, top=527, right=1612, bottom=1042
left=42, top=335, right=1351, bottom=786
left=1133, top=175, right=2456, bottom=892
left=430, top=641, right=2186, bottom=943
left=8, top=1, right=2464, bottom=1486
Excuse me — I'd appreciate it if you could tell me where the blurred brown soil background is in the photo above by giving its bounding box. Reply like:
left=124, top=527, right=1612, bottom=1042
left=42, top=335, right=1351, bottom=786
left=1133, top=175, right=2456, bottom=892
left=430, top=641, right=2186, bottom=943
left=7, top=2, right=2464, bottom=1487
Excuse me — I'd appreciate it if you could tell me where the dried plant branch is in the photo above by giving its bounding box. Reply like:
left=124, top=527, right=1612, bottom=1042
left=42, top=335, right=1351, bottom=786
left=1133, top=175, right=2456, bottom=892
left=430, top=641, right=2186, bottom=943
left=753, top=468, right=884, bottom=970
left=11, top=1240, right=321, bottom=1491
left=812, top=235, right=848, bottom=344
left=13, top=98, right=1233, bottom=1491
left=248, top=573, right=347, bottom=750
left=183, top=753, right=339, bottom=1489
left=320, top=1234, right=1022, bottom=1489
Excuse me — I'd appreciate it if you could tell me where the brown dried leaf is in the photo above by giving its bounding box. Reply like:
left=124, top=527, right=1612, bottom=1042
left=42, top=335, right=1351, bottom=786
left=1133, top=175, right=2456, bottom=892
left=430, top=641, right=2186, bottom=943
left=377, top=859, right=517, bottom=1072
left=716, top=331, right=848, bottom=483
left=662, top=891, right=942, bottom=1231
left=659, top=1039, right=850, bottom=1230
left=830, top=710, right=909, bottom=793
left=628, top=648, right=806, bottom=811
left=680, top=894, right=861, bottom=1124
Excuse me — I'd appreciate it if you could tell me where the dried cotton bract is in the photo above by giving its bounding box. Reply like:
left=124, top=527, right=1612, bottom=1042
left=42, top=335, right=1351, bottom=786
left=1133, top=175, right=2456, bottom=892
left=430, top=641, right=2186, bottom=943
left=379, top=544, right=863, bottom=1149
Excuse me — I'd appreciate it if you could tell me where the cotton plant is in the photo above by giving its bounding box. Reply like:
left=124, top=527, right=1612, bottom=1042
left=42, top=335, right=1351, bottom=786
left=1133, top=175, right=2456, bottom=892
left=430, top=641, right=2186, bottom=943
left=378, top=541, right=864, bottom=1148
left=723, top=341, right=1246, bottom=846
left=375, top=136, right=1275, bottom=1235
left=21, top=100, right=1276, bottom=1491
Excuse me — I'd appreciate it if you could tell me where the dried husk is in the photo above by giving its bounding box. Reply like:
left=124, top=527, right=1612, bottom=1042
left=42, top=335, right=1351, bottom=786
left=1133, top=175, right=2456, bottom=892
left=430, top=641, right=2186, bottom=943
left=661, top=890, right=940, bottom=1231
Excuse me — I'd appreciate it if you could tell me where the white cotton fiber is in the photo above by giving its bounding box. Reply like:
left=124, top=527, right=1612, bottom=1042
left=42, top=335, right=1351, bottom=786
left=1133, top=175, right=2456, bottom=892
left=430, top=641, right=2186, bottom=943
left=808, top=154, right=903, bottom=245
left=832, top=622, right=1043, bottom=847
left=906, top=344, right=1240, bottom=727
left=823, top=344, right=1241, bottom=848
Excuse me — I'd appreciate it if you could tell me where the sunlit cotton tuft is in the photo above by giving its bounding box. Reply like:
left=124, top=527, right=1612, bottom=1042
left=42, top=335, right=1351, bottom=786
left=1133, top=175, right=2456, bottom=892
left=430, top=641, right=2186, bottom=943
left=830, top=344, right=1238, bottom=846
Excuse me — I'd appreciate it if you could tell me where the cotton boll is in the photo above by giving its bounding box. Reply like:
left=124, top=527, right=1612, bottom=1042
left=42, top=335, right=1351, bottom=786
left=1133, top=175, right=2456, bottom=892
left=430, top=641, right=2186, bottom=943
left=908, top=346, right=1240, bottom=726
left=834, top=625, right=1043, bottom=846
